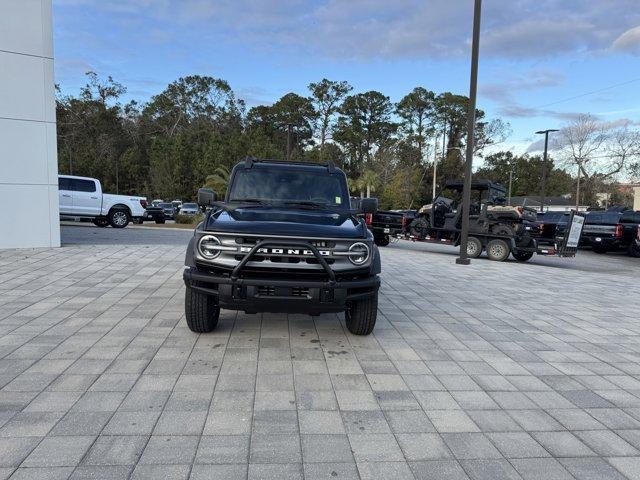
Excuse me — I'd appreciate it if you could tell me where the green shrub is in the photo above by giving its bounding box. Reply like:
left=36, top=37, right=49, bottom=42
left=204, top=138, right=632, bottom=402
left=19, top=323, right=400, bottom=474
left=175, top=213, right=204, bottom=224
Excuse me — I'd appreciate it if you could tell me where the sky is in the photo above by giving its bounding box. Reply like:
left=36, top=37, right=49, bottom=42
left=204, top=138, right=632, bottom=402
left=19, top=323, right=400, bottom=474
left=52, top=0, right=640, bottom=156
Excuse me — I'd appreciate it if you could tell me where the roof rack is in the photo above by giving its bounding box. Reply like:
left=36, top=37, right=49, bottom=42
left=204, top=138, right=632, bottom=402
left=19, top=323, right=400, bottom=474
left=241, top=158, right=338, bottom=173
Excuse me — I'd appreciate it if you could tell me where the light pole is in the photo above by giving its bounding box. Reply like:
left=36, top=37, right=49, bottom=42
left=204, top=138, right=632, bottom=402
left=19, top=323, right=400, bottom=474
left=507, top=162, right=514, bottom=205
left=456, top=0, right=482, bottom=266
left=535, top=129, right=558, bottom=213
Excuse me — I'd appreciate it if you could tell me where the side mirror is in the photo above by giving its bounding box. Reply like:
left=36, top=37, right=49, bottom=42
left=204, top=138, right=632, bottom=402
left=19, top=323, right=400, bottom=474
left=197, top=188, right=217, bottom=207
left=359, top=197, right=378, bottom=214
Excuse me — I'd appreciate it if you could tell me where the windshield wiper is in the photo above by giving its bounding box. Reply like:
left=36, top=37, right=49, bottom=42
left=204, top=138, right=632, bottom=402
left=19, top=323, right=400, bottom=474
left=283, top=200, right=332, bottom=210
left=229, top=198, right=273, bottom=207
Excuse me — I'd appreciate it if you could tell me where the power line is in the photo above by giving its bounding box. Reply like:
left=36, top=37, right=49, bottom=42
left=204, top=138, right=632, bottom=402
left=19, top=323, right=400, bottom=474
left=532, top=77, right=640, bottom=110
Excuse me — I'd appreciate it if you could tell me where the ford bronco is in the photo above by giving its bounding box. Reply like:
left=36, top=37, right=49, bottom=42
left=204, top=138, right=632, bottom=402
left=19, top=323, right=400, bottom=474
left=183, top=159, right=381, bottom=335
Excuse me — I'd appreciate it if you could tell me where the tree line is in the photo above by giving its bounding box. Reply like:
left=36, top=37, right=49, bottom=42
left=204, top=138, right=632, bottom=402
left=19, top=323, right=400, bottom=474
left=56, top=73, right=639, bottom=209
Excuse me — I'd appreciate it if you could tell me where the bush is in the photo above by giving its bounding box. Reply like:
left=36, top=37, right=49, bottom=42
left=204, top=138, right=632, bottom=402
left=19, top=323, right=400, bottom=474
left=175, top=213, right=204, bottom=224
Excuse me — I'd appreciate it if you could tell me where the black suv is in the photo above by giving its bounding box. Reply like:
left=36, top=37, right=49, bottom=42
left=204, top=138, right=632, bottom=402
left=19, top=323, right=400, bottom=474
left=183, top=159, right=381, bottom=335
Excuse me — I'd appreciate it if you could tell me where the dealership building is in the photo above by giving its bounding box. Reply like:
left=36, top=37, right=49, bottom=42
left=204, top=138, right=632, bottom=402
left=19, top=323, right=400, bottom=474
left=1, top=0, right=59, bottom=249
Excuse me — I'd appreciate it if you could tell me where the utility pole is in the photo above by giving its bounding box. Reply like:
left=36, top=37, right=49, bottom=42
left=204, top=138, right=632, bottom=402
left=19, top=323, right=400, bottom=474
left=456, top=0, right=482, bottom=266
left=576, top=164, right=581, bottom=209
left=535, top=129, right=558, bottom=213
left=507, top=164, right=513, bottom=205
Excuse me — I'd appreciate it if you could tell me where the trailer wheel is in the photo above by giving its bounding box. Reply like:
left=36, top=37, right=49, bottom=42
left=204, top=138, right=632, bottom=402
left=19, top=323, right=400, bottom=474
left=467, top=237, right=482, bottom=258
left=185, top=283, right=220, bottom=333
left=512, top=250, right=534, bottom=262
left=345, top=293, right=378, bottom=335
left=486, top=239, right=510, bottom=261
left=491, top=225, right=514, bottom=236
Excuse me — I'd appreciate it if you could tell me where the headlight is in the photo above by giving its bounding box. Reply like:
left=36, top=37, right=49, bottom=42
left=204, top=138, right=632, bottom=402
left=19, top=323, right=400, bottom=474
left=198, top=235, right=222, bottom=259
left=348, top=242, right=370, bottom=265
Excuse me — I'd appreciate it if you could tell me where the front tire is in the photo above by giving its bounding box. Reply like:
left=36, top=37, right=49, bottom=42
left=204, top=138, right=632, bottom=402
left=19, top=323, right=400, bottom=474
left=345, top=293, right=378, bottom=335
left=155, top=218, right=166, bottom=224
left=486, top=239, right=510, bottom=261
left=512, top=250, right=534, bottom=262
left=108, top=209, right=130, bottom=228
left=185, top=284, right=220, bottom=333
left=374, top=235, right=390, bottom=247
left=92, top=217, right=109, bottom=228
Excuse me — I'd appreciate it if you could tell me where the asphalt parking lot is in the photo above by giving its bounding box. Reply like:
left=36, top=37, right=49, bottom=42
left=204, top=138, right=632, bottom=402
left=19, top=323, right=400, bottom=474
left=0, top=225, right=639, bottom=479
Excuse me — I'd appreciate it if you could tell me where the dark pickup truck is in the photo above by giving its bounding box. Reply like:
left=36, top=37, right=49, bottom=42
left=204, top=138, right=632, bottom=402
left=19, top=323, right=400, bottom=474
left=351, top=198, right=404, bottom=246
left=183, top=159, right=382, bottom=335
left=533, top=211, right=571, bottom=246
left=581, top=209, right=640, bottom=256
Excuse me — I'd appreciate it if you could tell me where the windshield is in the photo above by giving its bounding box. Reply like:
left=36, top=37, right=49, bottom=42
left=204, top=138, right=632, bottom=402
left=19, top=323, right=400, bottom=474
left=160, top=203, right=173, bottom=208
left=228, top=169, right=347, bottom=208
left=182, top=203, right=197, bottom=209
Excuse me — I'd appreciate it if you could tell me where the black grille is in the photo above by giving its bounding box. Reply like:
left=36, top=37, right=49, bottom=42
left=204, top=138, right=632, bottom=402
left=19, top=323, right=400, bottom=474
left=257, top=286, right=276, bottom=296
left=291, top=287, right=310, bottom=297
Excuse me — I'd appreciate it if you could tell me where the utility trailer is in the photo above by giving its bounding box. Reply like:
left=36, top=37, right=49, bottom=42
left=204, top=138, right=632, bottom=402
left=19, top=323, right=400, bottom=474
left=403, top=180, right=585, bottom=262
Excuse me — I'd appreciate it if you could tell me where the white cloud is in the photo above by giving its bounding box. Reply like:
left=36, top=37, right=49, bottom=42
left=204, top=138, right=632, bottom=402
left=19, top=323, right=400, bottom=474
left=611, top=25, right=640, bottom=55
left=54, top=0, right=640, bottom=60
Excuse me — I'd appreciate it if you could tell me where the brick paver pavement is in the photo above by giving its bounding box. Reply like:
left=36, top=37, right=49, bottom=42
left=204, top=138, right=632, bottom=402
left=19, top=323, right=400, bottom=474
left=0, top=238, right=639, bottom=479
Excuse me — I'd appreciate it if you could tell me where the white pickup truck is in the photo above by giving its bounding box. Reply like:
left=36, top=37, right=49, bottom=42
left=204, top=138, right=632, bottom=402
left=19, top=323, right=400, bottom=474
left=58, top=175, right=147, bottom=228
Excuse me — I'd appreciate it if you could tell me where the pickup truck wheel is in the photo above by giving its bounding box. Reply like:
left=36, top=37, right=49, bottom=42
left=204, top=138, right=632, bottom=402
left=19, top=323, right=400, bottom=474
left=486, top=239, right=510, bottom=261
left=155, top=218, right=165, bottom=224
left=592, top=245, right=608, bottom=254
left=375, top=235, right=390, bottom=247
left=628, top=243, right=640, bottom=258
left=185, top=284, right=220, bottom=333
left=92, top=218, right=109, bottom=228
left=467, top=237, right=482, bottom=258
left=345, top=293, right=378, bottom=335
left=512, top=250, right=534, bottom=262
left=108, top=209, right=130, bottom=228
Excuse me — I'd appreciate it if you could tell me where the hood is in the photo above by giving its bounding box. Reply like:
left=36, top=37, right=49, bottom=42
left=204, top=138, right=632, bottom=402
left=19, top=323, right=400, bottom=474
left=204, top=207, right=366, bottom=238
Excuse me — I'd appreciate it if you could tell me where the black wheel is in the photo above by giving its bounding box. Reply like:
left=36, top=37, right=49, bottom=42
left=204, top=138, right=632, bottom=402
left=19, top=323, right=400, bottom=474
left=108, top=209, right=130, bottom=228
left=92, top=217, right=109, bottom=228
left=512, top=250, right=534, bottom=262
left=466, top=237, right=482, bottom=258
left=592, top=245, right=608, bottom=254
left=132, top=217, right=143, bottom=224
left=486, top=239, right=510, bottom=261
left=155, top=218, right=166, bottom=224
left=375, top=235, right=390, bottom=247
left=345, top=293, right=378, bottom=335
left=629, top=243, right=640, bottom=258
left=185, top=283, right=220, bottom=333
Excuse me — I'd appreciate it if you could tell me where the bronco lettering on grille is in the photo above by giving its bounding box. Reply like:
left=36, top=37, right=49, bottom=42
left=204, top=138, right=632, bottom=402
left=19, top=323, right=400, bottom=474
left=238, top=246, right=331, bottom=256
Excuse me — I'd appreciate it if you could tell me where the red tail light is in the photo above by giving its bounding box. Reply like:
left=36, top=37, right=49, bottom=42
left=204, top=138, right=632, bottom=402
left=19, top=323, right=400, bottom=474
left=402, top=215, right=409, bottom=230
left=636, top=225, right=640, bottom=241
left=615, top=224, right=623, bottom=239
left=365, top=213, right=373, bottom=226
left=140, top=199, right=148, bottom=209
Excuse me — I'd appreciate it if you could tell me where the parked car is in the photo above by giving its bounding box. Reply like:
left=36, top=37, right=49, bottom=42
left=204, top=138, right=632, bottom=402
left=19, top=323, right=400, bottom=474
left=581, top=208, right=640, bottom=256
left=138, top=205, right=165, bottom=224
left=172, top=200, right=183, bottom=212
left=159, top=202, right=177, bottom=220
left=151, top=199, right=163, bottom=206
left=58, top=175, right=146, bottom=228
left=183, top=158, right=381, bottom=336
left=179, top=203, right=200, bottom=216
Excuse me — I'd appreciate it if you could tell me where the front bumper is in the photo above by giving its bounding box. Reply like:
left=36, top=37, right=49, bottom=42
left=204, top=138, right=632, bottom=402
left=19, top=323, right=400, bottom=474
left=184, top=267, right=379, bottom=314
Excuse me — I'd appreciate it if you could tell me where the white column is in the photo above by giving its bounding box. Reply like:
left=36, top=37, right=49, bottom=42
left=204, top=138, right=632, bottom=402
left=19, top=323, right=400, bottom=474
left=0, top=0, right=60, bottom=248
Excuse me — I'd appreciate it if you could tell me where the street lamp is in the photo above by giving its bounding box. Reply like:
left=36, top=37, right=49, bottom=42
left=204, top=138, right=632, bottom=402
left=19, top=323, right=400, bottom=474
left=456, top=0, right=482, bottom=266
left=535, top=129, right=559, bottom=213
